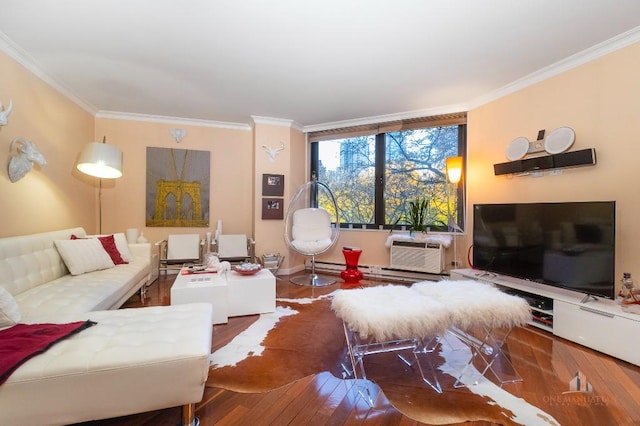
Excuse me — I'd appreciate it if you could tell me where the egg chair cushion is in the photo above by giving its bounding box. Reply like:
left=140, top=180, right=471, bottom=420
left=291, top=208, right=333, bottom=254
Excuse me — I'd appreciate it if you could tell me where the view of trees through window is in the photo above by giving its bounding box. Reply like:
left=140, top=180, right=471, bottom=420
left=313, top=124, right=464, bottom=231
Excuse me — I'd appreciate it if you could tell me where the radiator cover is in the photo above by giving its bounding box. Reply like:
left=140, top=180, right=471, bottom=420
left=390, top=240, right=443, bottom=273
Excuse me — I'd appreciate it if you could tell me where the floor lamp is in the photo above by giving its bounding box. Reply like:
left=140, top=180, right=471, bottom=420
left=76, top=137, right=123, bottom=234
left=446, top=156, right=463, bottom=268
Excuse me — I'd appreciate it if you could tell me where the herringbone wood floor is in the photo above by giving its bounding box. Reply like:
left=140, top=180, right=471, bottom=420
left=76, top=273, right=640, bottom=426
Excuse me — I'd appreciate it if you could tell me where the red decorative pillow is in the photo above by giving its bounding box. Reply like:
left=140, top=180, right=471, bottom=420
left=97, top=235, right=128, bottom=265
left=71, top=234, right=127, bottom=265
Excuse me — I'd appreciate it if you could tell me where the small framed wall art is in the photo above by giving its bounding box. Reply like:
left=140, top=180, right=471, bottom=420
left=262, top=198, right=284, bottom=220
left=262, top=174, right=284, bottom=196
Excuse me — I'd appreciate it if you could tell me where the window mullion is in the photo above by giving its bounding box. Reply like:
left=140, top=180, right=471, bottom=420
left=310, top=142, right=319, bottom=181
left=454, top=124, right=467, bottom=230
left=374, top=133, right=385, bottom=226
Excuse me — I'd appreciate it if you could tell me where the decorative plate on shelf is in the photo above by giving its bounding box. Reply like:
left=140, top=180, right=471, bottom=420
left=232, top=263, right=262, bottom=275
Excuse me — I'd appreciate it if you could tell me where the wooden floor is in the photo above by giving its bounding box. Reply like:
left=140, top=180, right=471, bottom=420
left=77, top=273, right=640, bottom=426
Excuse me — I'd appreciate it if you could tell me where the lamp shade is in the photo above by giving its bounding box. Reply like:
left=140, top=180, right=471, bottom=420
left=77, top=142, right=123, bottom=179
left=446, top=156, right=463, bottom=184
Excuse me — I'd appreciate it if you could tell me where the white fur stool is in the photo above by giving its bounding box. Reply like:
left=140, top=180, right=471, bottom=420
left=331, top=285, right=451, bottom=402
left=411, top=280, right=531, bottom=387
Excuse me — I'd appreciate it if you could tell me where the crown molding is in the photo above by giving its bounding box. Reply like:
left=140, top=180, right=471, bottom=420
left=3, top=23, right=639, bottom=132
left=251, top=115, right=304, bottom=132
left=96, top=110, right=252, bottom=131
left=302, top=104, right=469, bottom=133
left=0, top=31, right=98, bottom=115
left=305, top=26, right=640, bottom=131
left=468, top=25, right=640, bottom=110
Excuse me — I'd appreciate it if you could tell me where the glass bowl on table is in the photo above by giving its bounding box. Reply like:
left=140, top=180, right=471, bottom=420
left=232, top=262, right=262, bottom=275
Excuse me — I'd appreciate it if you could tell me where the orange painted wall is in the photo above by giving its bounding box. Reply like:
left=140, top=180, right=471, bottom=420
left=0, top=51, right=95, bottom=237
left=94, top=118, right=253, bottom=246
left=466, top=42, right=640, bottom=287
left=251, top=121, right=308, bottom=271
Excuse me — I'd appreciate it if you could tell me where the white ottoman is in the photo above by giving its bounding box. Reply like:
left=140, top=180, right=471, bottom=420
left=227, top=268, right=276, bottom=317
left=171, top=271, right=228, bottom=324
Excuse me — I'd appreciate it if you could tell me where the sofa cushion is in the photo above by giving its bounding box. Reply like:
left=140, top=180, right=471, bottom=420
left=98, top=235, right=127, bottom=265
left=0, top=287, right=20, bottom=330
left=86, top=233, right=133, bottom=263
left=112, top=233, right=133, bottom=262
left=0, top=227, right=85, bottom=297
left=0, top=320, right=96, bottom=384
left=54, top=239, right=115, bottom=276
left=15, top=256, right=151, bottom=322
left=0, top=304, right=212, bottom=426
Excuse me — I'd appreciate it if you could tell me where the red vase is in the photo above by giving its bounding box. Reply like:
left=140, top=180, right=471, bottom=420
left=341, top=248, right=363, bottom=286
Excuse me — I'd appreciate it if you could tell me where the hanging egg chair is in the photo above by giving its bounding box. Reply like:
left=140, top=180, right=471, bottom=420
left=284, top=179, right=340, bottom=286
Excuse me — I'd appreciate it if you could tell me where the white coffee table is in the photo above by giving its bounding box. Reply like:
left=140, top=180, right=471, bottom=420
left=170, top=267, right=276, bottom=324
left=227, top=268, right=276, bottom=317
left=170, top=270, right=228, bottom=324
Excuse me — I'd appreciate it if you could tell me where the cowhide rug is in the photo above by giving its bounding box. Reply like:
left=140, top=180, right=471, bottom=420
left=207, top=295, right=559, bottom=425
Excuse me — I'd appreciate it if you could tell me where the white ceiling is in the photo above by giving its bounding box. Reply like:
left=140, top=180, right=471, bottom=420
left=1, top=1, right=640, bottom=130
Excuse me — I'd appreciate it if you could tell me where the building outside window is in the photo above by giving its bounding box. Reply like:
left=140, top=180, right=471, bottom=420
left=309, top=113, right=466, bottom=232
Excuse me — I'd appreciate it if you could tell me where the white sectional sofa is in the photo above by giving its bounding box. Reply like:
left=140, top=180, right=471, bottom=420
left=0, top=228, right=213, bottom=426
left=0, top=227, right=150, bottom=320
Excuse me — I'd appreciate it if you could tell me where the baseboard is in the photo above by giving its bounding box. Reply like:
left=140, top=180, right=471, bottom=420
left=158, top=260, right=445, bottom=282
left=310, top=260, right=446, bottom=283
left=275, top=264, right=305, bottom=276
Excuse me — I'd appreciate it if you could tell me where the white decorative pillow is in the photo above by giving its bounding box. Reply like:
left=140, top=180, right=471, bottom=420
left=55, top=239, right=115, bottom=275
left=0, top=286, right=21, bottom=330
left=292, top=208, right=332, bottom=241
left=112, top=233, right=133, bottom=262
left=86, top=233, right=133, bottom=262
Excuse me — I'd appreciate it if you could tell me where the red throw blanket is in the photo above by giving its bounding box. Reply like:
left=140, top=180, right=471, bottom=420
left=0, top=320, right=96, bottom=384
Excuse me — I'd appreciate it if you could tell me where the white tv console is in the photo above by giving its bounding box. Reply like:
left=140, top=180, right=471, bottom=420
left=450, top=268, right=640, bottom=366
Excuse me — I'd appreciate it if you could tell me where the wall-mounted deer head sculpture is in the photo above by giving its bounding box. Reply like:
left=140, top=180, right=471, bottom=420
left=0, top=100, right=13, bottom=126
left=8, top=137, right=46, bottom=182
left=262, top=141, right=285, bottom=163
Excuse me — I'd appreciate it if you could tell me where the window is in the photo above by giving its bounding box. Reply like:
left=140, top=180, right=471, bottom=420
left=309, top=113, right=466, bottom=231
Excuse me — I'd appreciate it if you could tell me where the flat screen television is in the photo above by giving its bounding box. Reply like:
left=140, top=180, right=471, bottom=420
left=472, top=201, right=616, bottom=299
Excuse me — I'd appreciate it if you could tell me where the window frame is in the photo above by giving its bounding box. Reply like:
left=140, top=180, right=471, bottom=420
left=309, top=114, right=467, bottom=232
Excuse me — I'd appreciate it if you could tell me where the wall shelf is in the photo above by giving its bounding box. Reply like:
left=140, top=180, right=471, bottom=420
left=494, top=148, right=596, bottom=176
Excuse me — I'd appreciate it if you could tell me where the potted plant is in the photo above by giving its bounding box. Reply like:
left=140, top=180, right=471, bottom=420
left=390, top=196, right=432, bottom=236
left=405, top=196, right=430, bottom=235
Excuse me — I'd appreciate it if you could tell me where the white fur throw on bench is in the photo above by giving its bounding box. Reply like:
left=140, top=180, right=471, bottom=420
left=331, top=284, right=451, bottom=341
left=331, top=280, right=531, bottom=342
left=411, top=280, right=531, bottom=330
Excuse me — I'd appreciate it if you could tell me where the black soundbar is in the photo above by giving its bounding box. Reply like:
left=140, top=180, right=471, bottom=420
left=494, top=148, right=596, bottom=176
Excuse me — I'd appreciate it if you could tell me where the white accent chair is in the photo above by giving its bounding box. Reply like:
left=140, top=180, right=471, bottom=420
left=214, top=234, right=255, bottom=264
left=157, top=234, right=203, bottom=277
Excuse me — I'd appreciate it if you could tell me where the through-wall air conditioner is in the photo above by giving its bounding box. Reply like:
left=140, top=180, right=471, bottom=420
left=390, top=240, right=443, bottom=274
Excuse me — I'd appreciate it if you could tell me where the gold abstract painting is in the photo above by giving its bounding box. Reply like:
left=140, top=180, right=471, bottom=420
left=146, top=147, right=210, bottom=227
